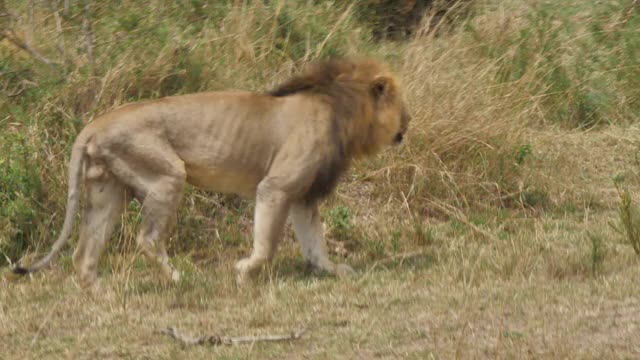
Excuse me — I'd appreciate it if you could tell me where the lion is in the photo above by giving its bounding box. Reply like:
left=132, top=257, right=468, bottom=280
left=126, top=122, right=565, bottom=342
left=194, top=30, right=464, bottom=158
left=12, top=57, right=411, bottom=288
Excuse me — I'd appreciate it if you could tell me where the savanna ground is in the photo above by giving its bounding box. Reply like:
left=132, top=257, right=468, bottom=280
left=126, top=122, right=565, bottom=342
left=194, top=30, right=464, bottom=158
left=1, top=0, right=640, bottom=358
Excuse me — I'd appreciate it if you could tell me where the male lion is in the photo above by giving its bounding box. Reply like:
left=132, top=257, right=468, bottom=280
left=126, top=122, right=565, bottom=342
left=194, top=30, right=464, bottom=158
left=13, top=57, right=411, bottom=287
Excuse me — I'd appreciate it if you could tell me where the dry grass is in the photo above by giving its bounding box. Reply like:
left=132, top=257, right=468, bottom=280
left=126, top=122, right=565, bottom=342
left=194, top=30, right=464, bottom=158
left=5, top=123, right=639, bottom=357
left=2, top=198, right=639, bottom=358
left=2, top=0, right=640, bottom=358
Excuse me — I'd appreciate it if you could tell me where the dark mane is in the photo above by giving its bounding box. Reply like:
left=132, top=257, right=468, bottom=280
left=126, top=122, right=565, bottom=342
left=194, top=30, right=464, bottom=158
left=303, top=119, right=350, bottom=204
left=267, top=59, right=355, bottom=97
left=267, top=58, right=391, bottom=203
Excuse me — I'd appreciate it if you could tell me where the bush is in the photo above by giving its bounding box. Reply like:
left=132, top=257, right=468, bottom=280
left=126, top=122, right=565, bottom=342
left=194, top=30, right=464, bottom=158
left=615, top=181, right=640, bottom=258
left=467, top=0, right=640, bottom=128
left=0, top=130, right=45, bottom=266
left=356, top=0, right=475, bottom=40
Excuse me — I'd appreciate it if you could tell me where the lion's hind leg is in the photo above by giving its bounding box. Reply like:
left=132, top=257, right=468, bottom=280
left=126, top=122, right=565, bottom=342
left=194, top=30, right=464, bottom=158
left=73, top=161, right=129, bottom=288
left=135, top=186, right=184, bottom=283
left=103, top=138, right=187, bottom=283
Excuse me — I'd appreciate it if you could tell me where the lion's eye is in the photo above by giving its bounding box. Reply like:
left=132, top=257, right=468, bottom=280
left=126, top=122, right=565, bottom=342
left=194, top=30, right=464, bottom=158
left=394, top=132, right=403, bottom=143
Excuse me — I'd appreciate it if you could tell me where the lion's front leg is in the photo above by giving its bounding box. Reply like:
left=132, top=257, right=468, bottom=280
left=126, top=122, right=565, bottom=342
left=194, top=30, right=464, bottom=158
left=288, top=201, right=355, bottom=278
left=235, top=179, right=290, bottom=285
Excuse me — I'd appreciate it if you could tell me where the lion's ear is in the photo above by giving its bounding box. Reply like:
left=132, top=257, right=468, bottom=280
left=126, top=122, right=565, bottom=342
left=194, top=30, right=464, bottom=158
left=371, top=76, right=394, bottom=99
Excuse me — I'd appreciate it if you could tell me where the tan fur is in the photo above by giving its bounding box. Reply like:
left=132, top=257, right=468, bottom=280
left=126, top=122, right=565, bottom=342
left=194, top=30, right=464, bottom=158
left=14, top=57, right=411, bottom=287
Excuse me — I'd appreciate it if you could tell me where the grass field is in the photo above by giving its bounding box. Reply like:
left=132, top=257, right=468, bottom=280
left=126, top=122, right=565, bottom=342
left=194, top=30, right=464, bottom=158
left=2, top=0, right=640, bottom=358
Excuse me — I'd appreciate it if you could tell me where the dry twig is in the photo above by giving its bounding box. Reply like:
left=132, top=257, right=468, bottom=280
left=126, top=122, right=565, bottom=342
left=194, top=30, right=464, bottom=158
left=0, top=0, right=53, bottom=66
left=359, top=250, right=426, bottom=283
left=313, top=3, right=354, bottom=59
left=30, top=296, right=66, bottom=347
left=53, top=10, right=69, bottom=63
left=0, top=29, right=60, bottom=66
left=159, top=326, right=307, bottom=347
left=82, top=1, right=95, bottom=69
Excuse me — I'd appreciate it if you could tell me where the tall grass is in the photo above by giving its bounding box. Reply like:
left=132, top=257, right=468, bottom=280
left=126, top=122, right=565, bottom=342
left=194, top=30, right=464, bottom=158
left=615, top=180, right=640, bottom=257
left=467, top=0, right=640, bottom=128
left=370, top=0, right=640, bottom=220
left=1, top=0, right=638, bottom=266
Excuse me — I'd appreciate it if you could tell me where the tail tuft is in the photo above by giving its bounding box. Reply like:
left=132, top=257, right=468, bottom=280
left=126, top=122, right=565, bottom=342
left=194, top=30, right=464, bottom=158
left=12, top=266, right=31, bottom=275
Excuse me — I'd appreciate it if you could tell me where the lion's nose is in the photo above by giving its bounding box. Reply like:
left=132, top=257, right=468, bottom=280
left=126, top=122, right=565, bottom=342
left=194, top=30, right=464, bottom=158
left=394, top=132, right=404, bottom=144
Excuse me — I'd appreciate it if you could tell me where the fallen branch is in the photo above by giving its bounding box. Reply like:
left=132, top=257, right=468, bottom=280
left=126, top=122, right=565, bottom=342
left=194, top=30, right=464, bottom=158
left=159, top=326, right=307, bottom=347
left=31, top=296, right=66, bottom=347
left=0, top=28, right=60, bottom=66
left=427, top=199, right=495, bottom=241
left=8, top=87, right=25, bottom=97
left=377, top=250, right=426, bottom=266
left=7, top=79, right=37, bottom=98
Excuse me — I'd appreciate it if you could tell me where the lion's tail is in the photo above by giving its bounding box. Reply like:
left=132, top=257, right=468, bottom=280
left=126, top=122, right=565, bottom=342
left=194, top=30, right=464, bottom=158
left=13, top=141, right=86, bottom=275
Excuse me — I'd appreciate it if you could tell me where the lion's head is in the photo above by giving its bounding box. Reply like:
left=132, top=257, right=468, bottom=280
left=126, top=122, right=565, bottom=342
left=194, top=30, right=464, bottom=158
left=268, top=57, right=411, bottom=157
left=367, top=69, right=411, bottom=152
left=267, top=57, right=410, bottom=203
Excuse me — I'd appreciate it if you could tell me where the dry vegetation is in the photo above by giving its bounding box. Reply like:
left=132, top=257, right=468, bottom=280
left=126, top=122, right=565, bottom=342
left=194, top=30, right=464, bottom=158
left=1, top=0, right=640, bottom=358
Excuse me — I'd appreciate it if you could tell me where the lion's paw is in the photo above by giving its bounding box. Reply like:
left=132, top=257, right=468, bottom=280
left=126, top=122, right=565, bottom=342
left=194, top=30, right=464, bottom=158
left=234, top=258, right=255, bottom=286
left=170, top=269, right=181, bottom=282
left=335, top=263, right=356, bottom=278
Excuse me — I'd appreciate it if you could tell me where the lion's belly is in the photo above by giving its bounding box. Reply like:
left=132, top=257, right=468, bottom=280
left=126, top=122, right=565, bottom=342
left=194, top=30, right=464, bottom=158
left=185, top=165, right=262, bottom=198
